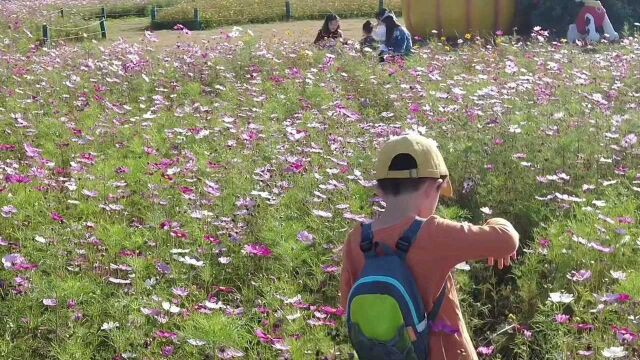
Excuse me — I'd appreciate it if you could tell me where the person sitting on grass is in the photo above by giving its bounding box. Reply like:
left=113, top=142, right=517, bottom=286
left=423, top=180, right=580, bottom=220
left=314, top=14, right=344, bottom=47
left=341, top=134, right=519, bottom=360
left=360, top=20, right=377, bottom=51
left=373, top=8, right=413, bottom=61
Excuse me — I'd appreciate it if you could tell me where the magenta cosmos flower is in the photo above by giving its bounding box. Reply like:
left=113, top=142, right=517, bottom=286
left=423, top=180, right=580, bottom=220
left=243, top=243, right=272, bottom=257
left=477, top=346, right=495, bottom=357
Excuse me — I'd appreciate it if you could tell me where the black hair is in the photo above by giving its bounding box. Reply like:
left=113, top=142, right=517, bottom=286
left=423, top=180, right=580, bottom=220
left=377, top=153, right=447, bottom=196
left=321, top=14, right=340, bottom=35
left=363, top=20, right=374, bottom=35
left=375, top=8, right=389, bottom=21
left=381, top=14, right=401, bottom=46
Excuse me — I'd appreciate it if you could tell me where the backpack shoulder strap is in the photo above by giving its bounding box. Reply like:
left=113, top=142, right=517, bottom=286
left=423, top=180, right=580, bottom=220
left=359, top=222, right=374, bottom=255
left=427, top=282, right=448, bottom=324
left=395, top=218, right=425, bottom=259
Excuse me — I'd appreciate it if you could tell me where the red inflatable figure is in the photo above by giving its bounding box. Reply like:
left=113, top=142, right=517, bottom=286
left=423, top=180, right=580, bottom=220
left=567, top=0, right=619, bottom=44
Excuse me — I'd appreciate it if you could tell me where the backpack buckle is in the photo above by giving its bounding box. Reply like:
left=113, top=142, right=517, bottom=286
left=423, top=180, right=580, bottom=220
left=360, top=240, right=373, bottom=253
left=396, top=238, right=410, bottom=253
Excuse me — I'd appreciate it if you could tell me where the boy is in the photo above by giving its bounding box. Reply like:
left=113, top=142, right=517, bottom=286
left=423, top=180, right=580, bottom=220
left=340, top=134, right=519, bottom=359
left=360, top=20, right=376, bottom=51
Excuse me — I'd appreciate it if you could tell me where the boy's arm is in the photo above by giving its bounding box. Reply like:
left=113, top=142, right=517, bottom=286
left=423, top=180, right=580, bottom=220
left=431, top=216, right=519, bottom=268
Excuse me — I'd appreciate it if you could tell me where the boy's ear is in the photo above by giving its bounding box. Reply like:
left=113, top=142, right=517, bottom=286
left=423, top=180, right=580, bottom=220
left=426, top=178, right=444, bottom=195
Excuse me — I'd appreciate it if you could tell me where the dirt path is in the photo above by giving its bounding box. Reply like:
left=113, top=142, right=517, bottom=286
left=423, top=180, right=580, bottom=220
left=108, top=17, right=404, bottom=48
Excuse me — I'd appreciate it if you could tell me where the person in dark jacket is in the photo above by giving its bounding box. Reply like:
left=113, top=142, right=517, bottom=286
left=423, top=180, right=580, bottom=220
left=314, top=14, right=343, bottom=47
left=373, top=8, right=412, bottom=61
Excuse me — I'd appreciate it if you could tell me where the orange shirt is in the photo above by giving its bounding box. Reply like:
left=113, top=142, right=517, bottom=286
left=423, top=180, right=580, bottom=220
left=340, top=215, right=520, bottom=360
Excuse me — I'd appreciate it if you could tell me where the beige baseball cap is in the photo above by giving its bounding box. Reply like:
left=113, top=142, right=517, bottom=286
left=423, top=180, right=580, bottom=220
left=374, top=134, right=454, bottom=198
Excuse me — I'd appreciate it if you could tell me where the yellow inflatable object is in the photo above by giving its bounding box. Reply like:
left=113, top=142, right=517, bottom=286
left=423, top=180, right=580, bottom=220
left=401, top=0, right=516, bottom=38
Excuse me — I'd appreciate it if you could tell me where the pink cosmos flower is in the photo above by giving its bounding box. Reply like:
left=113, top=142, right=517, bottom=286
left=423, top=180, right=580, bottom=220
left=203, top=180, right=221, bottom=197
left=170, top=229, right=188, bottom=240
left=611, top=326, right=638, bottom=344
left=0, top=144, right=17, bottom=151
left=614, top=166, right=629, bottom=175
left=554, top=314, right=570, bottom=324
left=5, top=174, right=31, bottom=184
left=575, top=323, right=595, bottom=332
left=204, top=234, right=221, bottom=245
left=322, top=265, right=339, bottom=274
left=285, top=158, right=306, bottom=174
left=255, top=328, right=272, bottom=344
left=1, top=205, right=17, bottom=218
left=172, top=288, right=189, bottom=297
left=23, top=143, right=42, bottom=158
left=156, top=262, right=172, bottom=275
left=615, top=293, right=631, bottom=303
left=243, top=243, right=272, bottom=257
left=50, top=212, right=65, bottom=223
left=617, top=217, right=634, bottom=224
left=3, top=254, right=37, bottom=271
left=155, top=330, right=178, bottom=341
left=622, top=133, right=637, bottom=148
left=477, top=346, right=495, bottom=357
left=297, top=231, right=315, bottom=245
left=431, top=321, right=460, bottom=335
left=161, top=345, right=174, bottom=357
left=216, top=347, right=245, bottom=359
left=568, top=270, right=592, bottom=282
left=78, top=153, right=97, bottom=165
left=319, top=306, right=345, bottom=317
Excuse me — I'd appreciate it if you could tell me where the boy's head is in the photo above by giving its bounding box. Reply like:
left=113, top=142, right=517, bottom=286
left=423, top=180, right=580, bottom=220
left=375, top=134, right=453, bottom=202
left=363, top=20, right=374, bottom=35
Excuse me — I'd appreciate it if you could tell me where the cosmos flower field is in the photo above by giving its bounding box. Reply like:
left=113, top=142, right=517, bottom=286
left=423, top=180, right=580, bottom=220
left=0, top=2, right=639, bottom=359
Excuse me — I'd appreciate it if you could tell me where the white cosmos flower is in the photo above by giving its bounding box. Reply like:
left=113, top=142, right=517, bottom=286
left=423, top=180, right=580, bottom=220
left=548, top=291, right=575, bottom=304
left=602, top=347, right=627, bottom=358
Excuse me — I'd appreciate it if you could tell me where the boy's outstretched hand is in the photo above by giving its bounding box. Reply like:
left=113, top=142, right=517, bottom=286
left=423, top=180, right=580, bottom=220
left=488, top=252, right=517, bottom=269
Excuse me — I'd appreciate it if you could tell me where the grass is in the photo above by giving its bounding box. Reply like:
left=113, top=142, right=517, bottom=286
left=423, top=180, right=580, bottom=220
left=0, top=6, right=640, bottom=360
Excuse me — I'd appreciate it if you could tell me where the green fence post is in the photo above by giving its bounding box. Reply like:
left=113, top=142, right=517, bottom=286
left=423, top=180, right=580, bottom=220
left=100, top=18, right=107, bottom=39
left=378, top=0, right=384, bottom=12
left=285, top=0, right=292, bottom=21
left=42, top=24, right=49, bottom=46
left=151, top=5, right=157, bottom=21
left=101, top=6, right=106, bottom=19
left=60, top=8, right=64, bottom=18
left=194, top=7, right=201, bottom=30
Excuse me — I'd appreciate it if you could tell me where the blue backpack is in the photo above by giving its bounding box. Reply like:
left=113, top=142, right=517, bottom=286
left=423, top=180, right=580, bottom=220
left=346, top=219, right=447, bottom=360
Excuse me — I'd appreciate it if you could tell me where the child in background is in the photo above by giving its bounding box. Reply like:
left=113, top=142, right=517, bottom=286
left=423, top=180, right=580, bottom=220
left=314, top=14, right=343, bottom=46
left=360, top=20, right=376, bottom=51
left=341, top=134, right=519, bottom=359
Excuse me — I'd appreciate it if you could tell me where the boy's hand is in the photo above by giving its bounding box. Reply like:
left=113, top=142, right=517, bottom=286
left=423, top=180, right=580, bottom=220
left=487, top=252, right=517, bottom=269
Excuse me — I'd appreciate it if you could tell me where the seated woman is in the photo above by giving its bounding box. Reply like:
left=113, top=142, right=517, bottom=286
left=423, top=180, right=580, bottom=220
left=373, top=9, right=412, bottom=61
left=314, top=14, right=343, bottom=47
